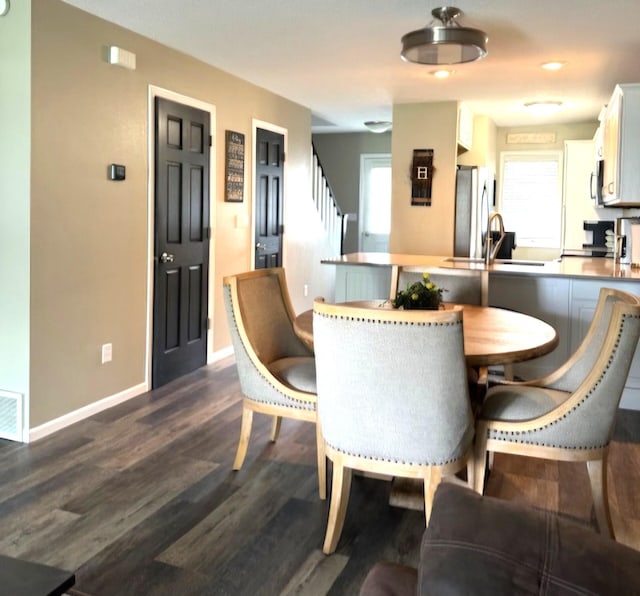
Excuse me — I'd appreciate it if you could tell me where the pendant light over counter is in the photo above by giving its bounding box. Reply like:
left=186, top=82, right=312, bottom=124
left=401, top=6, right=488, bottom=65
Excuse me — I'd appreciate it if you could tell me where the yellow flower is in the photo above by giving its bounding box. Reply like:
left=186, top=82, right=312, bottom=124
left=423, top=272, right=430, bottom=280
left=411, top=292, right=419, bottom=301
left=426, top=282, right=434, bottom=290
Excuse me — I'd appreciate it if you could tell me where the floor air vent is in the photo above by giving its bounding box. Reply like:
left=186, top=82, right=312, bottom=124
left=0, top=390, right=24, bottom=442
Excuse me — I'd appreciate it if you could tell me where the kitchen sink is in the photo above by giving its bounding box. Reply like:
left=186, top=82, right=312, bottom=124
left=493, top=260, right=548, bottom=266
left=443, top=257, right=485, bottom=264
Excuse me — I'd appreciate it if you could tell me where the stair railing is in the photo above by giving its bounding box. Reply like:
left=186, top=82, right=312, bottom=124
left=312, top=144, right=346, bottom=255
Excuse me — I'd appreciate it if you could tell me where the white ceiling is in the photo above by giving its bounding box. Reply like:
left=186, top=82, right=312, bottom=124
left=61, top=0, right=640, bottom=132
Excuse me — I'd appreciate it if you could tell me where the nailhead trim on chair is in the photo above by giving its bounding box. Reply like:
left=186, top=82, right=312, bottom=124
left=324, top=440, right=463, bottom=467
left=315, top=312, right=462, bottom=328
left=224, top=284, right=315, bottom=411
left=489, top=314, right=639, bottom=449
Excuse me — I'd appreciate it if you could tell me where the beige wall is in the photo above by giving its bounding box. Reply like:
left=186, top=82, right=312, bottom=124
left=0, top=0, right=31, bottom=426
left=390, top=102, right=458, bottom=255
left=26, top=0, right=327, bottom=428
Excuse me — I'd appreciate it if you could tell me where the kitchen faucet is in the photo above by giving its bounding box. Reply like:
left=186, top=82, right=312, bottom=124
left=484, top=212, right=506, bottom=265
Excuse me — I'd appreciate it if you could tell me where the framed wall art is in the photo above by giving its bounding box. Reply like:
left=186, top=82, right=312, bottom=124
left=225, top=130, right=245, bottom=202
left=411, top=148, right=434, bottom=206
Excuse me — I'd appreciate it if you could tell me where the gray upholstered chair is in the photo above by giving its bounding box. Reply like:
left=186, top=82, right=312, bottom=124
left=223, top=268, right=326, bottom=499
left=390, top=265, right=488, bottom=307
left=313, top=300, right=475, bottom=554
left=474, top=287, right=640, bottom=539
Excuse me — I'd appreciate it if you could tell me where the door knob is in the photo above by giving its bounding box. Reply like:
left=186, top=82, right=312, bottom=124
left=256, top=242, right=267, bottom=250
left=160, top=252, right=175, bottom=263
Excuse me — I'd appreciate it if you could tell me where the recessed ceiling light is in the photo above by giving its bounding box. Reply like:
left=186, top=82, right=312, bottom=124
left=524, top=101, right=563, bottom=115
left=541, top=61, right=566, bottom=71
left=431, top=69, right=454, bottom=78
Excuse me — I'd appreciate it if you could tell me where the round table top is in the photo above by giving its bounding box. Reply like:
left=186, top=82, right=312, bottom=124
left=293, top=301, right=559, bottom=367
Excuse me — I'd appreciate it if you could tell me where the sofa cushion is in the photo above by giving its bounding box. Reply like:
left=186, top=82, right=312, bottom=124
left=360, top=561, right=418, bottom=596
left=419, top=483, right=640, bottom=595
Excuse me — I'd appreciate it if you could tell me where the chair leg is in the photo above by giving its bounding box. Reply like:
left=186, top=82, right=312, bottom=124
left=424, top=467, right=442, bottom=525
left=473, top=426, right=489, bottom=494
left=316, top=421, right=327, bottom=500
left=322, top=459, right=352, bottom=555
left=233, top=406, right=253, bottom=471
left=587, top=454, right=615, bottom=539
left=466, top=452, right=475, bottom=491
left=270, top=416, right=282, bottom=442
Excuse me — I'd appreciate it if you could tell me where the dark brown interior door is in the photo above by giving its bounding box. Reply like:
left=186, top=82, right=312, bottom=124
left=153, top=97, right=210, bottom=388
left=255, top=128, right=284, bottom=269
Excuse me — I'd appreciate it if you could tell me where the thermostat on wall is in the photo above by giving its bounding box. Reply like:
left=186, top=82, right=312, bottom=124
left=109, top=164, right=126, bottom=181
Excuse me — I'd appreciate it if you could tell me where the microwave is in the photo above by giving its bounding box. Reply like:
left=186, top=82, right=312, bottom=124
left=590, top=160, right=604, bottom=206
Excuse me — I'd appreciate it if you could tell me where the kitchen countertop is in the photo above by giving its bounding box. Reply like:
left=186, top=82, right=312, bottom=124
left=321, top=252, right=640, bottom=281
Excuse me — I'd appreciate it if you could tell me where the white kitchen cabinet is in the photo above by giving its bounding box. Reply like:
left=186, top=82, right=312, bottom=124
left=601, top=83, right=640, bottom=206
left=457, top=103, right=473, bottom=152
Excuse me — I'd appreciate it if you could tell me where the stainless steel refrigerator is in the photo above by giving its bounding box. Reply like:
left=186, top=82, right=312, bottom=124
left=454, top=165, right=493, bottom=259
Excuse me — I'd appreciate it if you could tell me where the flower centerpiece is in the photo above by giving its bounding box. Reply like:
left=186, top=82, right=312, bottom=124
left=393, top=272, right=445, bottom=310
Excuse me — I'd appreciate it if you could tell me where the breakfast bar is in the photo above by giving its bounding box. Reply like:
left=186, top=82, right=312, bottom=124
left=322, top=253, right=640, bottom=410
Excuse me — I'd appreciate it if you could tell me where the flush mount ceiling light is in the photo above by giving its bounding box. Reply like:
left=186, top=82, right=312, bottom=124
left=364, top=121, right=392, bottom=133
left=401, top=6, right=488, bottom=65
left=524, top=100, right=563, bottom=116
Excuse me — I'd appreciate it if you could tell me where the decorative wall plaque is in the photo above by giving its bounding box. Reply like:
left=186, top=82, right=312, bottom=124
left=225, top=130, right=245, bottom=202
left=506, top=132, right=556, bottom=144
left=411, top=148, right=434, bottom=206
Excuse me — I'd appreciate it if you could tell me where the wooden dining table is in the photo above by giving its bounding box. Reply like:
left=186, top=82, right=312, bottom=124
left=295, top=300, right=560, bottom=512
left=293, top=300, right=559, bottom=367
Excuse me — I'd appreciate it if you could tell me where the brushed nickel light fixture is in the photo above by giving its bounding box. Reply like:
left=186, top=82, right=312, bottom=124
left=364, top=121, right=392, bottom=133
left=524, top=100, right=563, bottom=115
left=401, top=6, right=488, bottom=65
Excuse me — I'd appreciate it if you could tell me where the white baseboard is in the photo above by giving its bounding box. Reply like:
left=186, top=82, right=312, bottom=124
left=208, top=345, right=234, bottom=363
left=29, top=382, right=148, bottom=443
left=28, top=349, right=235, bottom=443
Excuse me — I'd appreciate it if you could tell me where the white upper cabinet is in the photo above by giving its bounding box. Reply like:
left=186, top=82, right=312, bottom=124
left=457, top=103, right=473, bottom=152
left=601, top=83, right=640, bottom=206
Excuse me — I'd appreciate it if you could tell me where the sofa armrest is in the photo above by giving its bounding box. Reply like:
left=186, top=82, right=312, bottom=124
left=420, top=483, right=640, bottom=594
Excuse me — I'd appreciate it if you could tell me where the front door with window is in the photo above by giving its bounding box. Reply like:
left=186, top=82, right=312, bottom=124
left=152, top=97, right=210, bottom=388
left=359, top=154, right=392, bottom=252
left=255, top=128, right=284, bottom=268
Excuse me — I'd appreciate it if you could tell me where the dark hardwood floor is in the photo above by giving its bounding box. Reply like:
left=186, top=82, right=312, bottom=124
left=0, top=356, right=638, bottom=595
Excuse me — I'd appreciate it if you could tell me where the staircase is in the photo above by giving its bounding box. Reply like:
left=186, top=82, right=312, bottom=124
left=312, top=144, right=346, bottom=255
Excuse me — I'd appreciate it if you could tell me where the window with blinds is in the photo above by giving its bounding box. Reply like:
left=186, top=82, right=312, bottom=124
left=499, top=151, right=563, bottom=248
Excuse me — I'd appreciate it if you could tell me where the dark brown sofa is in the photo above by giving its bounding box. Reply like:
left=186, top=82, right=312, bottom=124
left=360, top=483, right=640, bottom=595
